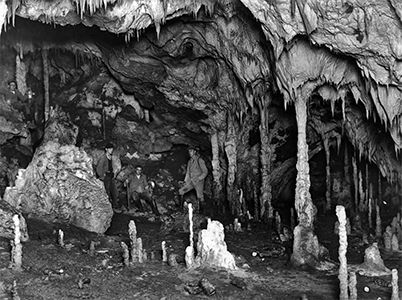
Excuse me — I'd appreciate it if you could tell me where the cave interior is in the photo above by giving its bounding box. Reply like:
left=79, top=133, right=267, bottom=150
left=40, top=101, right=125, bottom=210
left=0, top=0, right=402, bottom=299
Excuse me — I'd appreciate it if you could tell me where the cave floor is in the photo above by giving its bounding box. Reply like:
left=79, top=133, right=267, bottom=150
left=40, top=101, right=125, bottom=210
left=0, top=212, right=398, bottom=300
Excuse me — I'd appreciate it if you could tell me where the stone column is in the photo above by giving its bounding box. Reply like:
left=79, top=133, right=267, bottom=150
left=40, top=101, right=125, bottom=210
left=211, top=132, right=223, bottom=203
left=225, top=115, right=238, bottom=216
left=291, top=98, right=320, bottom=267
left=258, top=94, right=273, bottom=221
left=324, top=136, right=331, bottom=212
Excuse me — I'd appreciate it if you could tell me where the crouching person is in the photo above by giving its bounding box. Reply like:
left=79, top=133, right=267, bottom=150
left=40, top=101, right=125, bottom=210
left=125, top=165, right=159, bottom=215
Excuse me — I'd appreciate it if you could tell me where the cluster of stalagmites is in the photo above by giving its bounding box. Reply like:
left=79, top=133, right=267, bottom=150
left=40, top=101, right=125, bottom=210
left=383, top=213, right=402, bottom=252
left=335, top=205, right=402, bottom=300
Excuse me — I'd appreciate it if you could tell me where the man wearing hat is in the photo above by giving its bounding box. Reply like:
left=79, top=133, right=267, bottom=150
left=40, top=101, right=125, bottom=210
left=96, top=142, right=122, bottom=210
left=179, top=146, right=208, bottom=213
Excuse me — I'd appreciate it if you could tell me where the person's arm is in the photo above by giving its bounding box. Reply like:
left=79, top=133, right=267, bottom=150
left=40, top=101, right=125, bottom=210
left=198, top=158, right=208, bottom=181
left=184, top=162, right=190, bottom=183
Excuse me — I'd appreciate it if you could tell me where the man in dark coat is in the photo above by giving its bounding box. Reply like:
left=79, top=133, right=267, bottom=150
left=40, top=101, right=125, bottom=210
left=125, top=165, right=159, bottom=215
left=96, top=142, right=122, bottom=209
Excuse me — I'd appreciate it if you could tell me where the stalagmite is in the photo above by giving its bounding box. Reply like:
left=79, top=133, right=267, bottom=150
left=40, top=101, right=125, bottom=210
left=89, top=241, right=96, bottom=256
left=348, top=272, right=357, bottom=300
left=258, top=93, right=274, bottom=221
left=128, top=220, right=138, bottom=263
left=11, top=215, right=22, bottom=271
left=42, top=48, right=50, bottom=122
left=352, top=155, right=358, bottom=212
left=391, top=234, right=399, bottom=251
left=376, top=205, right=382, bottom=238
left=384, top=226, right=392, bottom=250
left=162, top=241, right=167, bottom=263
left=336, top=206, right=348, bottom=300
left=211, top=132, right=223, bottom=202
left=391, top=269, right=399, bottom=300
left=275, top=211, right=281, bottom=234
left=58, top=229, right=65, bottom=248
left=324, top=136, right=331, bottom=211
left=121, top=242, right=130, bottom=267
left=224, top=115, right=239, bottom=216
left=291, top=98, right=322, bottom=267
left=185, top=203, right=195, bottom=268
left=137, top=238, right=143, bottom=263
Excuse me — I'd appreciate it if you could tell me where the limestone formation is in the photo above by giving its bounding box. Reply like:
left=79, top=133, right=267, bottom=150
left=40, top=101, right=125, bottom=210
left=384, top=226, right=393, bottom=250
left=391, top=269, right=399, bottom=300
left=336, top=205, right=348, bottom=300
left=195, top=219, right=236, bottom=270
left=0, top=200, right=28, bottom=242
left=3, top=141, right=112, bottom=234
left=357, top=243, right=391, bottom=277
left=391, top=234, right=399, bottom=251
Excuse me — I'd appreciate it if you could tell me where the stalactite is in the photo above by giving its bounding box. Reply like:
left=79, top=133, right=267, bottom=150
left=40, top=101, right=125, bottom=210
left=336, top=205, right=348, bottom=300
left=224, top=114, right=238, bottom=216
left=352, top=155, right=358, bottom=213
left=258, top=93, right=274, bottom=221
left=291, top=98, right=321, bottom=267
left=358, top=169, right=364, bottom=212
left=15, top=53, right=27, bottom=95
left=365, top=163, right=369, bottom=209
left=324, top=136, right=331, bottom=211
left=376, top=204, right=382, bottom=238
left=211, top=132, right=223, bottom=204
left=42, top=49, right=50, bottom=122
left=0, top=0, right=7, bottom=34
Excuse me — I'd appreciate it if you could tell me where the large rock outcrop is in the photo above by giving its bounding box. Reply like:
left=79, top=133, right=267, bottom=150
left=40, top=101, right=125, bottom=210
left=4, top=141, right=113, bottom=233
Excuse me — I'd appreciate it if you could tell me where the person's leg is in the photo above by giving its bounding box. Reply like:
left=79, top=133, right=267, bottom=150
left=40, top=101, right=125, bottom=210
left=132, top=192, right=145, bottom=211
left=194, top=180, right=205, bottom=213
left=141, top=191, right=160, bottom=215
left=179, top=182, right=195, bottom=210
left=110, top=178, right=119, bottom=208
left=103, top=175, right=113, bottom=205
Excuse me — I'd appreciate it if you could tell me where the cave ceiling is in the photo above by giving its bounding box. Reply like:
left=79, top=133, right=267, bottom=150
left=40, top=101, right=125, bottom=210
left=0, top=0, right=402, bottom=179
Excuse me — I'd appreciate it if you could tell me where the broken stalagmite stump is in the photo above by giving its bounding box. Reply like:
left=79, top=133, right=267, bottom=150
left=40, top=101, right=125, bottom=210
left=129, top=220, right=138, bottom=263
left=58, top=229, right=64, bottom=248
left=195, top=219, right=236, bottom=270
left=336, top=205, right=348, bottom=300
left=162, top=241, right=167, bottom=263
left=357, top=243, right=390, bottom=276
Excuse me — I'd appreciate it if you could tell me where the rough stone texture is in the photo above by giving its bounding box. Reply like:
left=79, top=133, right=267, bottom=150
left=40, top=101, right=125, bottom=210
left=0, top=99, right=29, bottom=144
left=291, top=225, right=328, bottom=267
left=195, top=219, right=236, bottom=270
left=3, top=141, right=112, bottom=233
left=356, top=243, right=391, bottom=276
left=0, top=200, right=28, bottom=242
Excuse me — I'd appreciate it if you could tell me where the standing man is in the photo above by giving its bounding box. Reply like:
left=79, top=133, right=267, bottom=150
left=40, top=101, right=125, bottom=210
left=96, top=142, right=122, bottom=210
left=179, top=146, right=208, bottom=213
left=125, top=165, right=159, bottom=215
